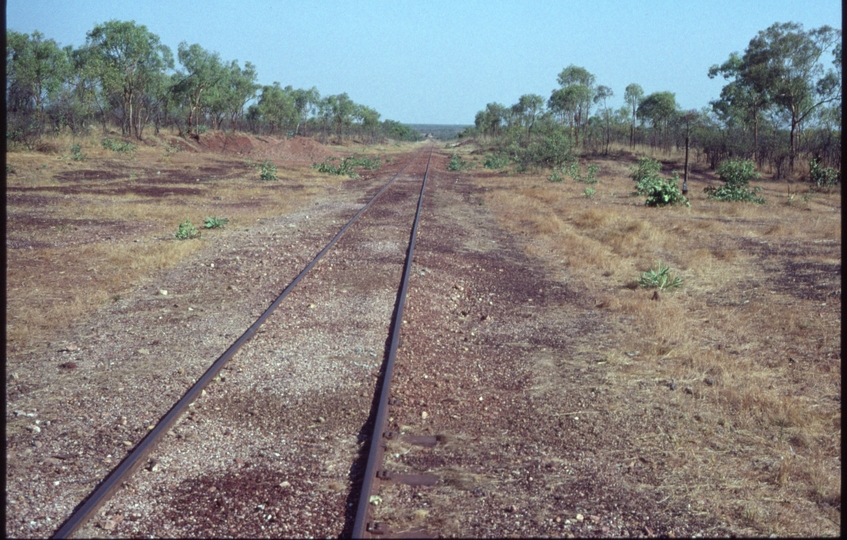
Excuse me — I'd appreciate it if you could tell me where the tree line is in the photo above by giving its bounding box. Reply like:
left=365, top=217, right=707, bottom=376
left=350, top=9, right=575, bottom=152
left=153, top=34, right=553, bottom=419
left=463, top=22, right=841, bottom=178
left=6, top=20, right=423, bottom=147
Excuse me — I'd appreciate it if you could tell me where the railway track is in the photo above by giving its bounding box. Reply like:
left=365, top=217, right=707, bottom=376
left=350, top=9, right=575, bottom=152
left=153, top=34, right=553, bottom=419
left=51, top=147, right=436, bottom=538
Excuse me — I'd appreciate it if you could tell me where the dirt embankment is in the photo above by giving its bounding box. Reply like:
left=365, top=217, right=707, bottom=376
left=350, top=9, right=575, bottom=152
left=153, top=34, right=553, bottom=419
left=174, top=132, right=339, bottom=162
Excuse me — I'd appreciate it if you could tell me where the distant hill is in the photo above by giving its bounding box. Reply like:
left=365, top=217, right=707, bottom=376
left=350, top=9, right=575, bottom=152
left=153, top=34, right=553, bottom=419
left=407, top=124, right=472, bottom=141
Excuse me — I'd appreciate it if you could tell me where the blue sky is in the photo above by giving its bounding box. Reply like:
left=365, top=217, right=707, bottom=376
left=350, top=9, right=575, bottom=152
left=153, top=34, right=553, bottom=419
left=6, top=0, right=842, bottom=125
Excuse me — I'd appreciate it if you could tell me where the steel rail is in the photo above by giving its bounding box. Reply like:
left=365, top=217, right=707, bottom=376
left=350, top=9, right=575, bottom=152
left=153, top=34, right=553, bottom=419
left=51, top=147, right=429, bottom=539
left=351, top=145, right=434, bottom=538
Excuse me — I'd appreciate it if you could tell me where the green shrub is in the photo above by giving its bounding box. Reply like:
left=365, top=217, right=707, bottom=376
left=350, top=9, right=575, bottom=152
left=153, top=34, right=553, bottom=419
left=631, top=157, right=689, bottom=207
left=631, top=157, right=662, bottom=185
left=260, top=160, right=278, bottom=181
left=704, top=159, right=765, bottom=203
left=175, top=219, right=200, bottom=240
left=447, top=153, right=473, bottom=171
left=809, top=158, right=840, bottom=188
left=345, top=154, right=381, bottom=170
left=565, top=161, right=599, bottom=184
left=70, top=144, right=86, bottom=161
left=204, top=216, right=229, bottom=229
left=483, top=153, right=509, bottom=169
left=311, top=157, right=360, bottom=178
left=548, top=170, right=565, bottom=182
left=101, top=138, right=136, bottom=154
left=583, top=186, right=596, bottom=198
left=640, top=173, right=690, bottom=207
left=638, top=263, right=683, bottom=290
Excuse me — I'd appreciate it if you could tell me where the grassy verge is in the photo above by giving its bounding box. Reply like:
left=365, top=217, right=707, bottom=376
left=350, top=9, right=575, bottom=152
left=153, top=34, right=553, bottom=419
left=464, top=144, right=841, bottom=536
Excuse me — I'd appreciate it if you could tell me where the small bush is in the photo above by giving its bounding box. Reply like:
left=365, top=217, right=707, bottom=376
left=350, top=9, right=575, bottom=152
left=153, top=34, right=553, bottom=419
left=705, top=159, right=765, bottom=203
left=565, top=161, right=599, bottom=184
left=583, top=187, right=596, bottom=198
left=204, top=216, right=229, bottom=229
left=548, top=170, right=565, bottom=182
left=447, top=153, right=473, bottom=171
left=631, top=157, right=662, bottom=185
left=641, top=173, right=690, bottom=207
left=175, top=218, right=200, bottom=240
left=102, top=138, right=137, bottom=154
left=483, top=153, right=509, bottom=169
left=311, top=156, right=362, bottom=178
left=809, top=158, right=840, bottom=188
left=70, top=144, right=86, bottom=161
left=638, top=263, right=683, bottom=290
left=260, top=160, right=278, bottom=181
left=345, top=154, right=381, bottom=170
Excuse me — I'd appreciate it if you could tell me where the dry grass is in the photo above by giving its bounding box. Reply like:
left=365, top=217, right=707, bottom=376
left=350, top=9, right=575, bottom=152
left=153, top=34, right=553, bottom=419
left=464, top=144, right=841, bottom=536
left=5, top=131, right=363, bottom=351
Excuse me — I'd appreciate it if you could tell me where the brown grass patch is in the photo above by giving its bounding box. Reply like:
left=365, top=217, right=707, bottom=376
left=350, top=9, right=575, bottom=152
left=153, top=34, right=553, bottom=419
left=5, top=130, right=356, bottom=351
left=466, top=144, right=841, bottom=536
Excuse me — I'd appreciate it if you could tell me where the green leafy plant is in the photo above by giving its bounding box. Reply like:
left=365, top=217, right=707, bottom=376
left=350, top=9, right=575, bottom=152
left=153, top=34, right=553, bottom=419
left=631, top=157, right=689, bottom=207
left=174, top=218, right=200, bottom=240
left=548, top=170, right=565, bottom=182
left=583, top=186, right=596, bottom=198
left=260, top=160, right=278, bottom=181
left=640, top=173, right=690, bottom=207
left=631, top=157, right=662, bottom=185
left=483, top=153, right=509, bottom=169
left=638, top=263, right=683, bottom=290
left=704, top=159, right=765, bottom=203
left=447, top=153, right=473, bottom=171
left=311, top=156, right=363, bottom=178
left=809, top=158, right=840, bottom=188
left=101, top=138, right=137, bottom=154
left=565, top=161, right=599, bottom=184
left=70, top=144, right=86, bottom=161
left=345, top=154, right=381, bottom=170
left=204, top=216, right=229, bottom=229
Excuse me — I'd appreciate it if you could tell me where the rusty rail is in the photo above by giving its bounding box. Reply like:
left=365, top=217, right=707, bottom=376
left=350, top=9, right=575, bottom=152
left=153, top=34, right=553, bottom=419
left=51, top=148, right=430, bottom=539
left=351, top=145, right=435, bottom=538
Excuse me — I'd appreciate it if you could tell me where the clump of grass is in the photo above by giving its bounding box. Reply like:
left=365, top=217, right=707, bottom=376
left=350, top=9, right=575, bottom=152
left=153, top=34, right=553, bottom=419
left=174, top=218, right=200, bottom=240
left=638, top=262, right=683, bottom=290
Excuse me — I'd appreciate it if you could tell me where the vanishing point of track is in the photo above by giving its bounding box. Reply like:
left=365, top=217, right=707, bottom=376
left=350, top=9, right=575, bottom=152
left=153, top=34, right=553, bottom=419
left=52, top=146, right=435, bottom=538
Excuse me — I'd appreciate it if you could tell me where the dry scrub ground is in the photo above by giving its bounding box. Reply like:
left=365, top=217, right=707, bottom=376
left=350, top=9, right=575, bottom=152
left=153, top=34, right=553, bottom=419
left=454, top=143, right=841, bottom=536
left=5, top=132, right=840, bottom=537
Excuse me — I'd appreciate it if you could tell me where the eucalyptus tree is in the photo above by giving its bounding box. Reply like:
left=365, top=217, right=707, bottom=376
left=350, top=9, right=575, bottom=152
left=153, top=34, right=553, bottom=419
left=709, top=54, right=766, bottom=163
left=286, top=86, right=320, bottom=137
left=737, top=22, right=841, bottom=171
left=323, top=93, right=356, bottom=141
left=474, top=102, right=507, bottom=138
left=510, top=93, right=545, bottom=143
left=221, top=61, right=259, bottom=131
left=6, top=30, right=71, bottom=133
left=173, top=42, right=227, bottom=134
left=624, top=83, right=644, bottom=147
left=593, top=85, right=614, bottom=154
left=255, top=82, right=297, bottom=135
left=84, top=20, right=174, bottom=139
left=551, top=65, right=596, bottom=146
left=637, top=91, right=678, bottom=152
left=355, top=104, right=381, bottom=143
